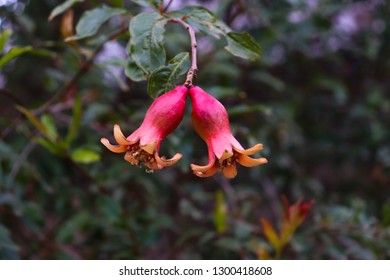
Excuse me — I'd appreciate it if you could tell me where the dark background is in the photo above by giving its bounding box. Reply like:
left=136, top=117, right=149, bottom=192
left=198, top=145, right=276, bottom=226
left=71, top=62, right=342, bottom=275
left=1, top=0, right=389, bottom=259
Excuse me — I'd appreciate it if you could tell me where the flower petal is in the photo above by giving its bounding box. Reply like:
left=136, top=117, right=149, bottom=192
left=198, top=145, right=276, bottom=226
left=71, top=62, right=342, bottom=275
left=190, top=156, right=216, bottom=172
left=222, top=165, right=237, bottom=178
left=191, top=163, right=218, bottom=177
left=140, top=141, right=157, bottom=154
left=155, top=153, right=182, bottom=167
left=220, top=150, right=234, bottom=161
left=234, top=143, right=264, bottom=155
left=237, top=154, right=268, bottom=167
left=114, top=124, right=132, bottom=145
left=100, top=138, right=127, bottom=153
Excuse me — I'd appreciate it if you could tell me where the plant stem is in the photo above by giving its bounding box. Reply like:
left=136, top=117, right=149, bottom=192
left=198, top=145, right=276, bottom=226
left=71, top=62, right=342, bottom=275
left=170, top=18, right=198, bottom=87
left=33, top=24, right=128, bottom=116
left=162, top=0, right=174, bottom=13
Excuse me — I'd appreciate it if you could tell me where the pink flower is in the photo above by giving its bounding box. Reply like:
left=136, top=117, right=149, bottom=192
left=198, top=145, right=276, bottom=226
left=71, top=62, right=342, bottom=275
left=189, top=86, right=267, bottom=178
left=100, top=85, right=188, bottom=171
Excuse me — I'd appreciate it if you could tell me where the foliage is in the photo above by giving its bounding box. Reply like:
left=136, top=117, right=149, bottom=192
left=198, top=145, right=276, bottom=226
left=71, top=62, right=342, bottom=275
left=0, top=0, right=389, bottom=260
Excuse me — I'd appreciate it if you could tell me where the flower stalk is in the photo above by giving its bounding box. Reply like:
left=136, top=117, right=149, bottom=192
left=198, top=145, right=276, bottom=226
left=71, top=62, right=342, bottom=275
left=169, top=18, right=198, bottom=87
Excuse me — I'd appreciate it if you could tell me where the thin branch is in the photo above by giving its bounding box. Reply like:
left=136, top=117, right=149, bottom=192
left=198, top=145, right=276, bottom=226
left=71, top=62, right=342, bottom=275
left=163, top=0, right=174, bottom=13
left=8, top=141, right=37, bottom=184
left=0, top=89, right=24, bottom=139
left=0, top=88, right=25, bottom=106
left=1, top=25, right=128, bottom=139
left=169, top=18, right=198, bottom=87
left=33, top=25, right=128, bottom=116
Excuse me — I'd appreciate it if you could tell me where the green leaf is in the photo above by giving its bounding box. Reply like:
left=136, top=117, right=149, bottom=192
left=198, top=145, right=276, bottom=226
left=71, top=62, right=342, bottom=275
left=147, top=52, right=189, bottom=98
left=213, top=190, right=227, bottom=234
left=16, top=105, right=49, bottom=137
left=29, top=48, right=56, bottom=58
left=48, top=0, right=85, bottom=21
left=228, top=104, right=271, bottom=116
left=130, top=0, right=162, bottom=9
left=0, top=224, right=18, bottom=250
left=97, top=196, right=122, bottom=224
left=109, top=0, right=124, bottom=8
left=382, top=204, right=390, bottom=226
left=177, top=6, right=231, bottom=38
left=125, top=56, right=147, bottom=82
left=65, top=5, right=126, bottom=41
left=65, top=95, right=82, bottom=146
left=261, top=218, right=281, bottom=253
left=128, top=12, right=167, bottom=74
left=101, top=63, right=130, bottom=91
left=0, top=46, right=33, bottom=69
left=225, top=32, right=262, bottom=61
left=71, top=148, right=100, bottom=164
left=0, top=29, right=12, bottom=53
left=56, top=211, right=90, bottom=243
left=41, top=114, right=59, bottom=142
left=33, top=137, right=66, bottom=156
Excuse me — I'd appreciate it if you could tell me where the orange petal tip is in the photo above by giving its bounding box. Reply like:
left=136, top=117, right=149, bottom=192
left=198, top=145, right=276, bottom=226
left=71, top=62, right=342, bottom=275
left=100, top=138, right=127, bottom=153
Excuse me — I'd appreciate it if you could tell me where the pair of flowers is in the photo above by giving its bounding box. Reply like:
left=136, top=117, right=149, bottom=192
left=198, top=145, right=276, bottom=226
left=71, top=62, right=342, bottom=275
left=101, top=85, right=267, bottom=178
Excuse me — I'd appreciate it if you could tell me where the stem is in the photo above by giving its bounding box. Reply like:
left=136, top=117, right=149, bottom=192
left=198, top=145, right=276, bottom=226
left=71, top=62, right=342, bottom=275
left=2, top=24, right=128, bottom=139
left=163, top=0, right=174, bottom=13
left=33, top=24, right=128, bottom=116
left=170, top=18, right=198, bottom=87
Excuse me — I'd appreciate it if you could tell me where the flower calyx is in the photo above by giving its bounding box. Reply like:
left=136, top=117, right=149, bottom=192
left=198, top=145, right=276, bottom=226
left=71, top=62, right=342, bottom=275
left=189, top=86, right=268, bottom=178
left=100, top=85, right=188, bottom=172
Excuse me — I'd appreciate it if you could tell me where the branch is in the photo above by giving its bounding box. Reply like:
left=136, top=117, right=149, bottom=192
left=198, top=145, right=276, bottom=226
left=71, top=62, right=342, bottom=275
left=163, top=0, right=174, bottom=13
left=2, top=25, right=128, bottom=139
left=0, top=88, right=25, bottom=106
left=169, top=18, right=198, bottom=87
left=33, top=24, right=128, bottom=116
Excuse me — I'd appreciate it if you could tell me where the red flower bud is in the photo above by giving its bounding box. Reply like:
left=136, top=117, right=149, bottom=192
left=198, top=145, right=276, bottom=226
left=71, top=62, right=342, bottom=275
left=189, top=86, right=267, bottom=178
left=100, top=85, right=188, bottom=171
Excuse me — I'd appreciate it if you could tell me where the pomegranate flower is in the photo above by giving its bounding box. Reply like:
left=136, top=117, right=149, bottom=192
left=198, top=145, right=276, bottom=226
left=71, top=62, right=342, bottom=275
left=189, top=86, right=267, bottom=178
left=100, top=85, right=188, bottom=171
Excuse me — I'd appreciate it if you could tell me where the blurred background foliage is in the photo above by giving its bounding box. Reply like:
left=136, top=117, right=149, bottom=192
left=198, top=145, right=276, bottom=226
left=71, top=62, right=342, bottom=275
left=1, top=0, right=390, bottom=259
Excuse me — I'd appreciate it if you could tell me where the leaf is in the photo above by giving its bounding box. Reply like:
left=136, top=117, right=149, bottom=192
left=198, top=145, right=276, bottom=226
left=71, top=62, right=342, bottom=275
left=0, top=29, right=12, bottom=53
left=65, top=5, right=126, bottom=41
left=125, top=56, right=147, bottom=82
left=110, top=0, right=124, bottom=8
left=0, top=224, right=18, bottom=251
left=177, top=6, right=231, bottom=38
left=97, top=196, right=121, bottom=224
left=225, top=32, right=262, bottom=61
left=213, top=190, right=228, bottom=234
left=103, top=65, right=130, bottom=91
left=29, top=49, right=56, bottom=58
left=128, top=12, right=167, bottom=74
left=33, top=137, right=66, bottom=156
left=228, top=104, right=271, bottom=116
left=260, top=218, right=281, bottom=253
left=56, top=211, right=90, bottom=243
left=48, top=0, right=85, bottom=21
left=41, top=114, right=59, bottom=142
left=382, top=204, right=390, bottom=226
left=0, top=46, right=33, bottom=69
left=16, top=106, right=49, bottom=137
left=130, top=0, right=162, bottom=9
left=147, top=52, right=189, bottom=98
left=65, top=95, right=82, bottom=146
left=71, top=148, right=100, bottom=164
left=253, top=242, right=271, bottom=260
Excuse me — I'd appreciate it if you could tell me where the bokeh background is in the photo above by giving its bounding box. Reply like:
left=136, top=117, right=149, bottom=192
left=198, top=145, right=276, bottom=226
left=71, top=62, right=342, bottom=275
left=1, top=0, right=390, bottom=259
